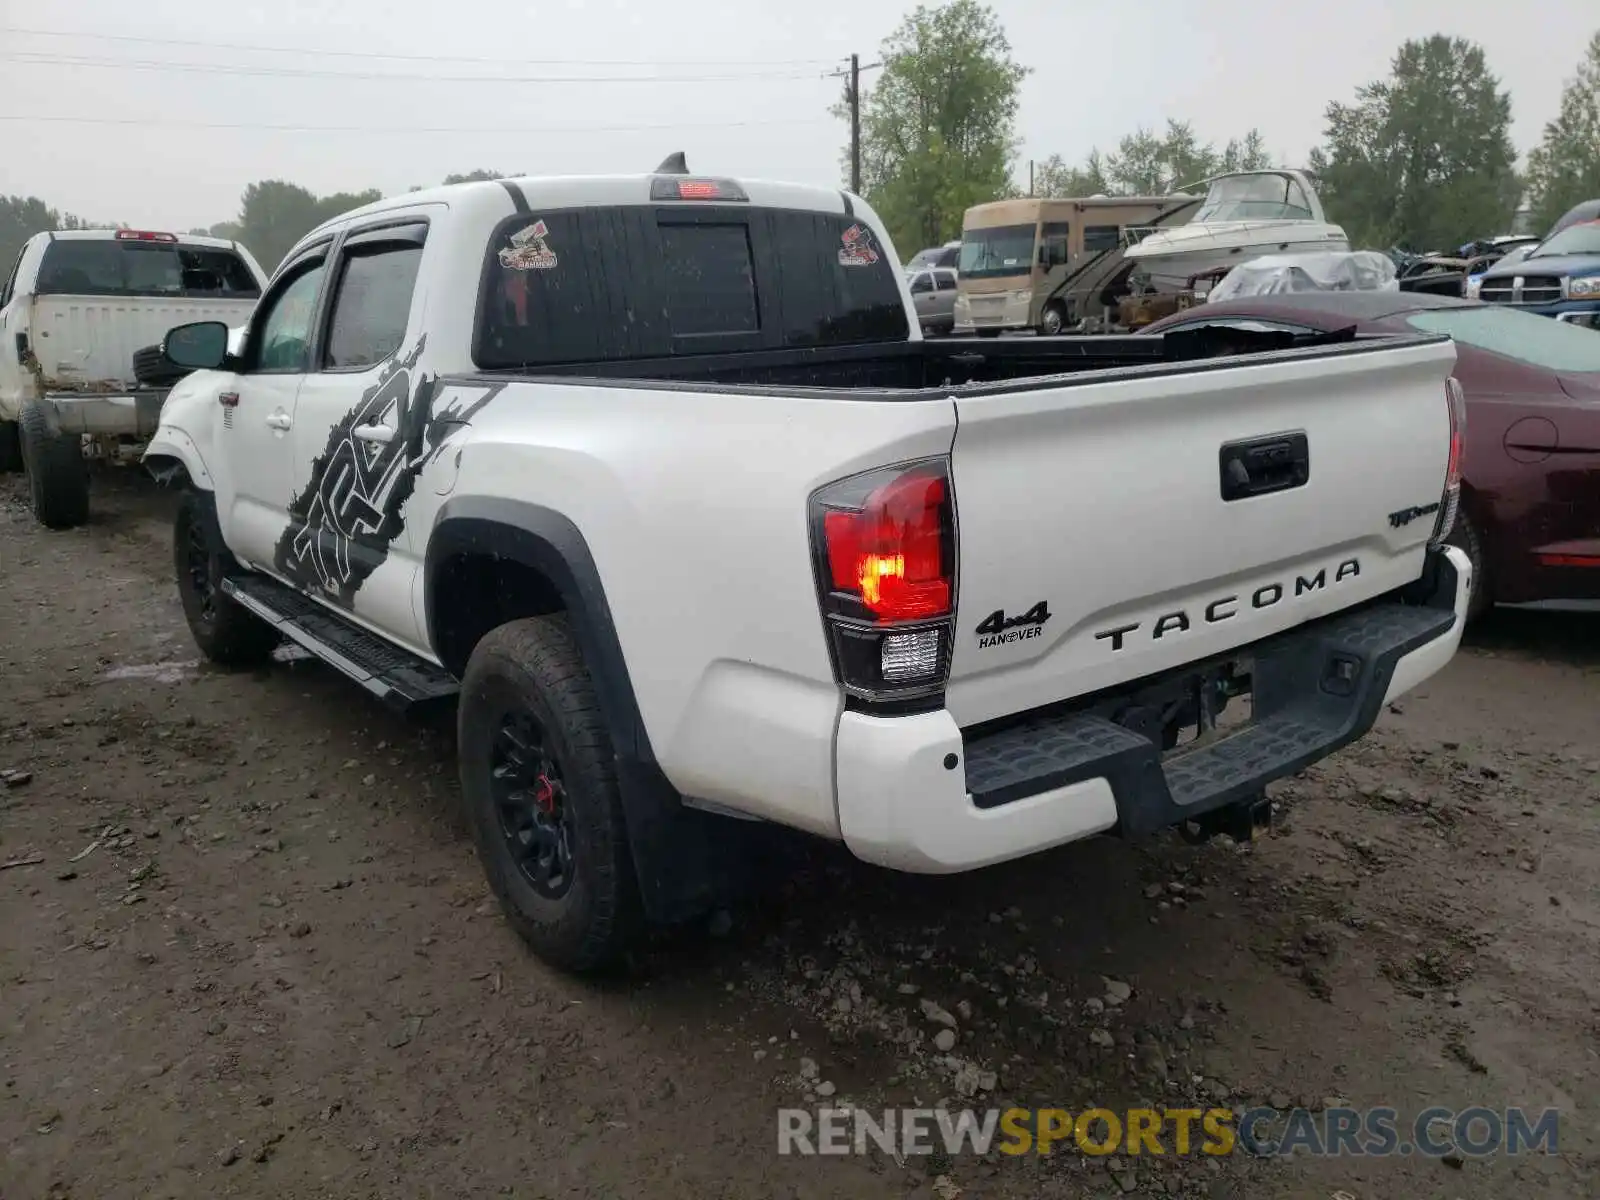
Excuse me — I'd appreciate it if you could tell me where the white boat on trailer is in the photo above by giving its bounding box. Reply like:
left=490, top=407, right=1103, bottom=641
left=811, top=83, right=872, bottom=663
left=1122, top=170, right=1349, bottom=294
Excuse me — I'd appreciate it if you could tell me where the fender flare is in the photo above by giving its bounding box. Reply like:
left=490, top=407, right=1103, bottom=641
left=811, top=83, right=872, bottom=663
left=142, top=427, right=214, bottom=490
left=425, top=497, right=647, bottom=761
left=426, top=497, right=754, bottom=923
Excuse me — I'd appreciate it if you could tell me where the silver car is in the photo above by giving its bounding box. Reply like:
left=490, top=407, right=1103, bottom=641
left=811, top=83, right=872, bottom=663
left=908, top=267, right=958, bottom=335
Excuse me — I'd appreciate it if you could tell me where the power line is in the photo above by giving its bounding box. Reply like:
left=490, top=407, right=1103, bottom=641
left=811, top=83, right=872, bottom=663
left=1, top=24, right=844, bottom=69
left=0, top=113, right=835, bottom=136
left=3, top=51, right=831, bottom=85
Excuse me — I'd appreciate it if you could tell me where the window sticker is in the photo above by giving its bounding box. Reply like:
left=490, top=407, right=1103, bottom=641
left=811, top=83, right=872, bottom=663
left=838, top=223, right=881, bottom=267
left=498, top=220, right=558, bottom=271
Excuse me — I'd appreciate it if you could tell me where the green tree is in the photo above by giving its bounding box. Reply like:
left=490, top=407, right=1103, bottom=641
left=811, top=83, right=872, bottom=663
left=0, top=196, right=118, bottom=277
left=236, top=181, right=382, bottom=271
left=1525, top=31, right=1600, bottom=236
left=1220, top=129, right=1274, bottom=174
left=842, top=0, right=1028, bottom=251
left=1310, top=35, right=1518, bottom=251
left=1037, top=123, right=1272, bottom=198
left=443, top=169, right=505, bottom=185
left=1033, top=150, right=1110, bottom=198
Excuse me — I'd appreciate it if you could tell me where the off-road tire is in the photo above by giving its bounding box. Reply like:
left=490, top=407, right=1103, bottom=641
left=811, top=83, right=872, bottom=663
left=18, top=402, right=89, bottom=529
left=173, top=491, right=281, bottom=665
left=459, top=615, right=640, bottom=973
left=0, top=419, right=21, bottom=473
left=1445, top=510, right=1490, bottom=623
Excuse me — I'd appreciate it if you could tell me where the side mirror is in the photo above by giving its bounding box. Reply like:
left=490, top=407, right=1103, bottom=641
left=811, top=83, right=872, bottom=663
left=163, top=321, right=230, bottom=370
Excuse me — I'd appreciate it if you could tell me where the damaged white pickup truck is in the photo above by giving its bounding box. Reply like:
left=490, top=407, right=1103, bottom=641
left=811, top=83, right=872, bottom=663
left=143, top=163, right=1472, bottom=971
left=0, top=228, right=265, bottom=526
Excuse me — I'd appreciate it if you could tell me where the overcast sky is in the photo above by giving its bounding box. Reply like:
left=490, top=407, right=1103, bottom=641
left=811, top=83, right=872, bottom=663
left=1, top=0, right=1594, bottom=231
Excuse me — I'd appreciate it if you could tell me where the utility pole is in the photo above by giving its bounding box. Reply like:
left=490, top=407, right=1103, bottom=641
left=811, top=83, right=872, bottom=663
left=831, top=55, right=882, bottom=195
left=1029, top=160, right=1035, bottom=198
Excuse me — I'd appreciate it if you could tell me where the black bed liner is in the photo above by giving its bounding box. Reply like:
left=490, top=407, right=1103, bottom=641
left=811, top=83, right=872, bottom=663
left=448, top=325, right=1448, bottom=401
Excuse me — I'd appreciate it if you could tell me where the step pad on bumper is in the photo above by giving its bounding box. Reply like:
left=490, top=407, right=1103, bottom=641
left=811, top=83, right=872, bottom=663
left=963, top=600, right=1456, bottom=835
left=222, top=574, right=458, bottom=711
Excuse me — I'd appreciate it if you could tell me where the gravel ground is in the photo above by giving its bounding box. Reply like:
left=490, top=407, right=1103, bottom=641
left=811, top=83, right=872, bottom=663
left=2, top=466, right=1597, bottom=1200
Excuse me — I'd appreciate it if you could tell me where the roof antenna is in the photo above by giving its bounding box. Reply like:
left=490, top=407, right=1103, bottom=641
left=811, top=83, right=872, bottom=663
left=655, top=151, right=689, bottom=175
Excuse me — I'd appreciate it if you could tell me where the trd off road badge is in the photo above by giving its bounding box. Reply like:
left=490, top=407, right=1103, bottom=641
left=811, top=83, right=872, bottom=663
left=498, top=220, right=558, bottom=271
left=838, top=223, right=881, bottom=267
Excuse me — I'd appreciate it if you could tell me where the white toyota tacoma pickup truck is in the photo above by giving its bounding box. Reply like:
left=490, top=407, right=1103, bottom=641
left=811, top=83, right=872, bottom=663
left=144, top=161, right=1472, bottom=972
left=0, top=228, right=266, bottom=527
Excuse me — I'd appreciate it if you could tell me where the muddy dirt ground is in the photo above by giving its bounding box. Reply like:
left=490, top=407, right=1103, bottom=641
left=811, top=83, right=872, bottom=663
left=2, top=466, right=1597, bottom=1200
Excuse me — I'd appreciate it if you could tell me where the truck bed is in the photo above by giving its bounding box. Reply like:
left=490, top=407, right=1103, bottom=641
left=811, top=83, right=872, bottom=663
left=472, top=324, right=1378, bottom=394
left=453, top=323, right=1458, bottom=729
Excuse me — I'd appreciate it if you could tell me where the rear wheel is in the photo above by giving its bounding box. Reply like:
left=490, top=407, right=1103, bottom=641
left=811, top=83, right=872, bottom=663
left=458, top=615, right=640, bottom=973
left=18, top=402, right=88, bottom=529
left=1038, top=303, right=1067, bottom=336
left=173, top=491, right=281, bottom=665
left=1444, top=511, right=1491, bottom=622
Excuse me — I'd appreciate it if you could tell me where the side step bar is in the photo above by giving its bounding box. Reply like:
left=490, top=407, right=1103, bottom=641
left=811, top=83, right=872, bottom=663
left=221, top=574, right=459, bottom=712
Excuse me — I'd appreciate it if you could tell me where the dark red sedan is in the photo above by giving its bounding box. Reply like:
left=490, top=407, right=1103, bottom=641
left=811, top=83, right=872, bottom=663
left=1144, top=291, right=1600, bottom=620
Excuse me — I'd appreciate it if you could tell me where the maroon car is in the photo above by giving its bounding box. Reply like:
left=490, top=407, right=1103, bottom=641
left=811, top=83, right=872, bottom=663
left=1144, top=291, right=1600, bottom=619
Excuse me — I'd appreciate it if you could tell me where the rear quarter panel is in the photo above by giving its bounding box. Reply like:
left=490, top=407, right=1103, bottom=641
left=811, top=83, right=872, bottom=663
left=433, top=380, right=957, bottom=837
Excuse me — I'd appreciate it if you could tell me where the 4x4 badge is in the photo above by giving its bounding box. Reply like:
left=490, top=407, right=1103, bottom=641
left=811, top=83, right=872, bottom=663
left=975, top=602, right=1051, bottom=648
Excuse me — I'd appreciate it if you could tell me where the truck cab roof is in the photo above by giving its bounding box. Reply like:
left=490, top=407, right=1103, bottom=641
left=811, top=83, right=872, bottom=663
left=303, top=173, right=872, bottom=250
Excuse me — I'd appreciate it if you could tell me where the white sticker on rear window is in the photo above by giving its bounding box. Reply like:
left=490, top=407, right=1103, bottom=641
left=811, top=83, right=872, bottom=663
left=498, top=220, right=558, bottom=271
left=838, top=223, right=881, bottom=268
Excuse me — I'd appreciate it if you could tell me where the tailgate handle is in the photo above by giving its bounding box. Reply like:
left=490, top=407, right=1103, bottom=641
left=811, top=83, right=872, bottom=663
left=1219, top=431, right=1309, bottom=501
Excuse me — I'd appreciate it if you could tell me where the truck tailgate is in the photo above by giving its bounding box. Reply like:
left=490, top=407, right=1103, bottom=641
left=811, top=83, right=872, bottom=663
left=944, top=336, right=1458, bottom=727
left=27, top=296, right=257, bottom=390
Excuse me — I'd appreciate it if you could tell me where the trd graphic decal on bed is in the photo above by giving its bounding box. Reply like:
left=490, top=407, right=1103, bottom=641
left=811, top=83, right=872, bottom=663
left=272, top=335, right=503, bottom=604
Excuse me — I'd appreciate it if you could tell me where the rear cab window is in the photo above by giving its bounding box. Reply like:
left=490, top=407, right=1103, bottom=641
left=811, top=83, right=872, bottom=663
left=33, top=237, right=261, bottom=299
left=474, top=204, right=909, bottom=368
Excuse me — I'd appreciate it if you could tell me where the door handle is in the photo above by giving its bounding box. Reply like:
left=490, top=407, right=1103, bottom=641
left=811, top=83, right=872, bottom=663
left=1219, top=431, right=1310, bottom=502
left=353, top=424, right=394, bottom=444
left=265, top=411, right=293, bottom=431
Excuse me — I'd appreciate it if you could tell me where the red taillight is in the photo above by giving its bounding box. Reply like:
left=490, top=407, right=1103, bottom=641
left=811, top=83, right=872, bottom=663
left=115, top=230, right=178, bottom=243
left=811, top=459, right=956, bottom=702
left=1430, top=377, right=1467, bottom=549
left=822, top=467, right=951, bottom=622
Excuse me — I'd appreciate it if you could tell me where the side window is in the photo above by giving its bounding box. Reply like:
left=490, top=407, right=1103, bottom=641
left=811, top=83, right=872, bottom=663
left=0, top=245, right=26, bottom=308
left=323, top=242, right=424, bottom=370
left=935, top=271, right=956, bottom=291
left=1041, top=222, right=1071, bottom=267
left=248, top=258, right=328, bottom=374
left=910, top=272, right=933, bottom=294
left=1083, top=225, right=1121, bottom=253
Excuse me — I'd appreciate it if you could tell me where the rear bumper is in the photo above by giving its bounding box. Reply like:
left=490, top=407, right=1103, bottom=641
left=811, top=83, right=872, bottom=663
left=835, top=546, right=1470, bottom=873
left=38, top=390, right=167, bottom=438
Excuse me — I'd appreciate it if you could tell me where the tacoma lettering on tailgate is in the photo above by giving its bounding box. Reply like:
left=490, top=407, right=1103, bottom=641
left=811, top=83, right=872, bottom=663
left=1093, top=559, right=1362, bottom=652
